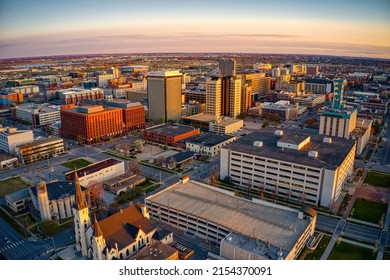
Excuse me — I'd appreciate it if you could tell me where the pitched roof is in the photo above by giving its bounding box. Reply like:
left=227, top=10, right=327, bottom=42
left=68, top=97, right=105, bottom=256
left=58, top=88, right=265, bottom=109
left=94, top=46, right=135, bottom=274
left=94, top=214, right=103, bottom=238
left=75, top=170, right=87, bottom=210
left=92, top=202, right=156, bottom=251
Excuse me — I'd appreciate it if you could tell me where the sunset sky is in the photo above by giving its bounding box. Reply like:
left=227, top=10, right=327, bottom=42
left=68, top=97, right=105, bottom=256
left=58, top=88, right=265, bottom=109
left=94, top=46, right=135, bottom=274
left=1, top=0, right=389, bottom=59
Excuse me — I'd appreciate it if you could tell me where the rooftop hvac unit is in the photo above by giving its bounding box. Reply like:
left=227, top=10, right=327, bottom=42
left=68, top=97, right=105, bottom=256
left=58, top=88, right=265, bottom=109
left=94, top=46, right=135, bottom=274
left=253, top=141, right=263, bottom=147
left=323, top=137, right=332, bottom=143
left=308, top=150, right=318, bottom=158
left=275, top=130, right=283, bottom=136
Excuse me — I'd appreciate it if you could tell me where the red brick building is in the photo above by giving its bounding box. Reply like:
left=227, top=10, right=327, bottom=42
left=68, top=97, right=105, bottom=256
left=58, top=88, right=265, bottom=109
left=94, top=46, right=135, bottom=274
left=105, top=100, right=145, bottom=132
left=60, top=105, right=123, bottom=144
left=143, top=123, right=200, bottom=147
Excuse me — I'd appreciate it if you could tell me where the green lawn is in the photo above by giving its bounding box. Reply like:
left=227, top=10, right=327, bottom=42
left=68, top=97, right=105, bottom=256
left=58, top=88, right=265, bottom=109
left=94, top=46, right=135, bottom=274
left=328, top=241, right=376, bottom=260
left=62, top=159, right=92, bottom=170
left=364, top=171, right=390, bottom=188
left=34, top=218, right=74, bottom=237
left=350, top=198, right=387, bottom=224
left=304, top=235, right=331, bottom=260
left=0, top=177, right=29, bottom=197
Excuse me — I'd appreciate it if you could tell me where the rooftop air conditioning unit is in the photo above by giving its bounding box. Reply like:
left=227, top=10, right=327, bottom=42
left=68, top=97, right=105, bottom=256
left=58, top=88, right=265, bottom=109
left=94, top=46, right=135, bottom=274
left=275, top=130, right=283, bottom=136
left=308, top=150, right=318, bottom=158
left=323, top=137, right=332, bottom=143
left=253, top=141, right=263, bottom=147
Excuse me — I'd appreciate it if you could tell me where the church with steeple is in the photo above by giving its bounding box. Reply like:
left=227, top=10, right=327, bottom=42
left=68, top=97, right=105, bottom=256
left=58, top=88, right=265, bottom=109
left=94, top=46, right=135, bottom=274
left=72, top=170, right=159, bottom=260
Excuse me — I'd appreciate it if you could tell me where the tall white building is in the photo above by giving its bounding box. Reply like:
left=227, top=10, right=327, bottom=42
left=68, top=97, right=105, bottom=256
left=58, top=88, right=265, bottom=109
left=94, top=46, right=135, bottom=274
left=220, top=129, right=356, bottom=208
left=0, top=127, right=33, bottom=155
left=97, top=74, right=114, bottom=87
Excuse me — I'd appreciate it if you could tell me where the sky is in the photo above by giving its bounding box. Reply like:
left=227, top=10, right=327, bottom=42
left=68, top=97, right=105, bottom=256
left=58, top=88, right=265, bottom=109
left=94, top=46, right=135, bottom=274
left=0, top=0, right=389, bottom=59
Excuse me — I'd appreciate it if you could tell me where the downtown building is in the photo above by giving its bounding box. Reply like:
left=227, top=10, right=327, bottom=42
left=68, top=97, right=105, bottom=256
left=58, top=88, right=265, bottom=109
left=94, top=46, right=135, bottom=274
left=15, top=104, right=61, bottom=127
left=59, top=88, right=104, bottom=105
left=60, top=105, right=123, bottom=144
left=147, top=71, right=182, bottom=123
left=146, top=178, right=317, bottom=260
left=220, top=128, right=356, bottom=208
left=16, top=136, right=64, bottom=164
left=206, top=76, right=241, bottom=118
left=0, top=127, right=33, bottom=155
left=105, top=99, right=145, bottom=132
left=319, top=79, right=372, bottom=155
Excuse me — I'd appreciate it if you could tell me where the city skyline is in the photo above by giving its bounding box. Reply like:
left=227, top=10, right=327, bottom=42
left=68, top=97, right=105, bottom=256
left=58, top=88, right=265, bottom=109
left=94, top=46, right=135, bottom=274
left=1, top=0, right=389, bottom=59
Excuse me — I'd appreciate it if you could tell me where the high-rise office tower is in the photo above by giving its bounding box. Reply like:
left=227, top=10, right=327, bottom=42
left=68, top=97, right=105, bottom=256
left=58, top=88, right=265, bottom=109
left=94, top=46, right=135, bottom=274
left=206, top=76, right=241, bottom=118
left=219, top=59, right=236, bottom=76
left=331, top=78, right=347, bottom=109
left=147, top=71, right=182, bottom=123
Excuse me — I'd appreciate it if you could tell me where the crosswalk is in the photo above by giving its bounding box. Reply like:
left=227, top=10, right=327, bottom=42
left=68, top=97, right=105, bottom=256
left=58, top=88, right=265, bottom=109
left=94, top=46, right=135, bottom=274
left=0, top=239, right=24, bottom=253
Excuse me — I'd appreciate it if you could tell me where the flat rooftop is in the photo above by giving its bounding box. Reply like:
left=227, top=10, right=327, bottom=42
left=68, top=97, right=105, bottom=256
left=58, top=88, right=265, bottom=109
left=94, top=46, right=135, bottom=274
left=223, top=128, right=356, bottom=170
left=65, top=158, right=122, bottom=179
left=17, top=136, right=63, bottom=149
left=222, top=232, right=289, bottom=260
left=186, top=133, right=236, bottom=147
left=145, top=124, right=198, bottom=137
left=146, top=180, right=311, bottom=252
left=184, top=113, right=243, bottom=126
left=130, top=242, right=177, bottom=260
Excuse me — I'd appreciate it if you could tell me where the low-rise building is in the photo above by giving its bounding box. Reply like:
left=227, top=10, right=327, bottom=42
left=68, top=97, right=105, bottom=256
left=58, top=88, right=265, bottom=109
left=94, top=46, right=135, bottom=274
left=186, top=133, right=236, bottom=157
left=15, top=104, right=61, bottom=127
left=130, top=242, right=179, bottom=260
left=143, top=124, right=200, bottom=147
left=293, top=94, right=326, bottom=108
left=105, top=99, right=145, bottom=132
left=220, top=129, right=356, bottom=207
left=103, top=173, right=146, bottom=195
left=59, top=88, right=104, bottom=105
left=0, top=127, right=33, bottom=155
left=5, top=188, right=31, bottom=213
left=65, top=158, right=125, bottom=187
left=261, top=101, right=298, bottom=121
left=351, top=118, right=373, bottom=156
left=182, top=113, right=243, bottom=134
left=146, top=179, right=317, bottom=260
left=16, top=136, right=64, bottom=164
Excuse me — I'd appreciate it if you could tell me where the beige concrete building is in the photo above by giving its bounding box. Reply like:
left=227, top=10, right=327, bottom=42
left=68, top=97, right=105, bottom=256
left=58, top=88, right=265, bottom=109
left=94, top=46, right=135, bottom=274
left=146, top=179, right=317, bottom=260
left=293, top=93, right=326, bottom=108
left=319, top=109, right=357, bottom=139
left=0, top=127, right=33, bottom=155
left=206, top=76, right=241, bottom=118
left=147, top=71, right=182, bottom=123
left=351, top=118, right=373, bottom=156
left=186, top=133, right=236, bottom=157
left=220, top=129, right=356, bottom=207
left=183, top=113, right=243, bottom=134
left=15, top=104, right=61, bottom=127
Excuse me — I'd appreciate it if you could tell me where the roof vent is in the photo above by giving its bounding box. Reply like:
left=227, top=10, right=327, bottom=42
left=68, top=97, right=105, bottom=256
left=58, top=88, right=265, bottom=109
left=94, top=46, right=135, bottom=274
left=308, top=150, right=318, bottom=158
left=275, top=130, right=283, bottom=136
left=323, top=137, right=332, bottom=143
left=253, top=141, right=263, bottom=147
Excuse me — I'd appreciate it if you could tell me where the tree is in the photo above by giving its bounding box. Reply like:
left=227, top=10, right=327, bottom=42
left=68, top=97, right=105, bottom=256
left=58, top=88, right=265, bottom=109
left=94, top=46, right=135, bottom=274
left=246, top=178, right=253, bottom=194
left=268, top=113, right=281, bottom=123
left=168, top=157, right=177, bottom=169
left=262, top=121, right=269, bottom=128
left=76, top=134, right=83, bottom=145
left=207, top=166, right=219, bottom=186
left=134, top=139, right=144, bottom=152
left=128, top=159, right=141, bottom=175
left=155, top=156, right=166, bottom=166
left=88, top=181, right=106, bottom=212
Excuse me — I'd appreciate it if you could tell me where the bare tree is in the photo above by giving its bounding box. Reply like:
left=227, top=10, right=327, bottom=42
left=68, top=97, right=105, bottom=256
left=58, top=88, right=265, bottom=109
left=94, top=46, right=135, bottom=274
left=88, top=181, right=106, bottom=212
left=168, top=157, right=177, bottom=169
left=134, top=139, right=144, bottom=152
left=246, top=178, right=253, bottom=195
left=128, top=159, right=141, bottom=175
left=155, top=156, right=166, bottom=166
left=208, top=165, right=219, bottom=186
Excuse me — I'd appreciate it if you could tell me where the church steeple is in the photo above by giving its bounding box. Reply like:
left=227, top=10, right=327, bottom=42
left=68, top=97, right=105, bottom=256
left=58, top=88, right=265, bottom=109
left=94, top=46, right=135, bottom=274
left=74, top=169, right=87, bottom=210
left=94, top=214, right=103, bottom=237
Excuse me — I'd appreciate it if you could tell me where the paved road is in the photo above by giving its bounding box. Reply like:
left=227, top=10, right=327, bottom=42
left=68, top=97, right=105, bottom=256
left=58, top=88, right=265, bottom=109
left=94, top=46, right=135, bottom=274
left=0, top=217, right=52, bottom=260
left=316, top=215, right=389, bottom=246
